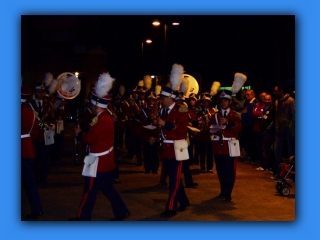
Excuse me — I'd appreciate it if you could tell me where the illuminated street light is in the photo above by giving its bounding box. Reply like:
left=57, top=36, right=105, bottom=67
left=151, top=75, right=155, bottom=78
left=172, top=22, right=180, bottom=26
left=146, top=39, right=152, bottom=44
left=152, top=21, right=160, bottom=26
left=75, top=72, right=79, bottom=78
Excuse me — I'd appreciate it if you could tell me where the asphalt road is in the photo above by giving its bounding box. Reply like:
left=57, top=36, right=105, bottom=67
left=21, top=125, right=295, bottom=221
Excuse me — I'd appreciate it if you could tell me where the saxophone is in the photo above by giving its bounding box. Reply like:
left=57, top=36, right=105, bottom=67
left=38, top=97, right=64, bottom=129
left=38, top=106, right=52, bottom=129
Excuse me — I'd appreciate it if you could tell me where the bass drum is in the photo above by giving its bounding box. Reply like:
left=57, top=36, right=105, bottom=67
left=56, top=72, right=81, bottom=99
left=182, top=74, right=199, bottom=96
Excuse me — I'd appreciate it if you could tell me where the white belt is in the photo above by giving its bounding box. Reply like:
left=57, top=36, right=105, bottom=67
left=212, top=137, right=235, bottom=141
left=21, top=134, right=31, bottom=138
left=163, top=139, right=184, bottom=144
left=89, top=146, right=114, bottom=157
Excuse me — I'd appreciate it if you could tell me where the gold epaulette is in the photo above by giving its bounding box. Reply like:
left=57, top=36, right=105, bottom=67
left=212, top=108, right=219, bottom=113
left=34, top=111, right=39, bottom=119
left=91, top=116, right=98, bottom=126
left=179, top=103, right=189, bottom=112
left=182, top=102, right=188, bottom=107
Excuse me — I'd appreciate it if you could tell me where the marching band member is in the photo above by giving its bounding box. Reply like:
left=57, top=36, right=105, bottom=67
left=71, top=73, right=130, bottom=221
left=131, top=77, right=149, bottom=166
left=209, top=90, right=242, bottom=201
left=140, top=91, right=159, bottom=174
left=113, top=93, right=122, bottom=148
left=209, top=74, right=245, bottom=201
left=195, top=81, right=220, bottom=173
left=196, top=92, right=215, bottom=173
left=150, top=64, right=190, bottom=217
left=29, top=81, right=54, bottom=184
left=155, top=85, right=170, bottom=186
left=21, top=86, right=43, bottom=219
left=52, top=94, right=67, bottom=165
left=187, top=93, right=200, bottom=165
left=175, top=80, right=198, bottom=188
left=122, top=86, right=137, bottom=159
left=116, top=85, right=126, bottom=149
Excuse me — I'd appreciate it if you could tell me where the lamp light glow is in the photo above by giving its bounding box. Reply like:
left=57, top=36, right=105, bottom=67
left=152, top=21, right=160, bottom=26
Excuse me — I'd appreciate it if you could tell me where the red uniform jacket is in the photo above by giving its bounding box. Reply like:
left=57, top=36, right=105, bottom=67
left=210, top=109, right=242, bottom=155
left=82, top=111, right=116, bottom=172
left=188, top=107, right=199, bottom=138
left=188, top=107, right=198, bottom=123
left=252, top=102, right=265, bottom=132
left=131, top=100, right=145, bottom=134
left=21, top=104, right=39, bottom=158
left=160, top=103, right=189, bottom=159
left=29, top=99, right=53, bottom=142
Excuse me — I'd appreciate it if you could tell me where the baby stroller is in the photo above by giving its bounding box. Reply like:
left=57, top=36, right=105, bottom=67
left=274, top=156, right=295, bottom=196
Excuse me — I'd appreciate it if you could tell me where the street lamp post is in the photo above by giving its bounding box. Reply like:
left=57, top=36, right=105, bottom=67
left=141, top=41, right=144, bottom=75
left=142, top=39, right=152, bottom=76
left=152, top=21, right=179, bottom=83
left=163, top=23, right=167, bottom=82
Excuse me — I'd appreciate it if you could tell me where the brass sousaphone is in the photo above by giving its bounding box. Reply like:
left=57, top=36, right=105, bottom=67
left=57, top=72, right=81, bottom=99
left=53, top=72, right=81, bottom=108
left=56, top=72, right=81, bottom=162
left=39, top=72, right=81, bottom=128
left=182, top=74, right=199, bottom=96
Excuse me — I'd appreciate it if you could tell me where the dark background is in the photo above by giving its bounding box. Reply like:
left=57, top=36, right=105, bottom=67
left=21, top=15, right=295, bottom=101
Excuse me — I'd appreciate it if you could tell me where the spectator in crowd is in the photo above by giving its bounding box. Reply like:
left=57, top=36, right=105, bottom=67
left=273, top=84, right=295, bottom=177
left=255, top=94, right=274, bottom=171
left=240, top=90, right=259, bottom=164
left=252, top=92, right=267, bottom=168
left=259, top=92, right=267, bottom=102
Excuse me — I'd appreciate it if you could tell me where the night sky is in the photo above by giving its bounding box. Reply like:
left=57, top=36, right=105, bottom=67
left=21, top=15, right=295, bottom=96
